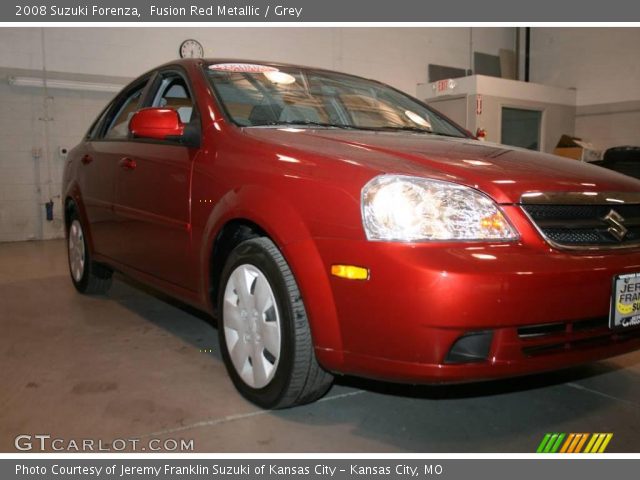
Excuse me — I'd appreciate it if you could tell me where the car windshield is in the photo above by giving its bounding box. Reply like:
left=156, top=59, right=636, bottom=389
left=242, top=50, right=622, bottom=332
left=205, top=63, right=468, bottom=138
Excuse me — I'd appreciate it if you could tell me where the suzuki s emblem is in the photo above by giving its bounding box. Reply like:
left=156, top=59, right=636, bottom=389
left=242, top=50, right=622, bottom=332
left=603, top=209, right=628, bottom=241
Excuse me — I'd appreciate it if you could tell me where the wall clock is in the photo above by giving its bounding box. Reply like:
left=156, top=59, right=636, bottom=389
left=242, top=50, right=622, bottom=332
left=179, top=39, right=204, bottom=59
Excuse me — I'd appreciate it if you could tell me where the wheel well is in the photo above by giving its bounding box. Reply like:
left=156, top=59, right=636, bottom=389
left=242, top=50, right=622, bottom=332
left=209, top=219, right=268, bottom=315
left=64, top=197, right=76, bottom=232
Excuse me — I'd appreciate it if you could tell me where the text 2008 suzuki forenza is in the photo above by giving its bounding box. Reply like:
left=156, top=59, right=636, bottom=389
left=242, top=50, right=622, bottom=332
left=62, top=59, right=640, bottom=408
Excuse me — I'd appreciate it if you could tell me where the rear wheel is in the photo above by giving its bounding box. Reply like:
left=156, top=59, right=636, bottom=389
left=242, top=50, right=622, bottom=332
left=67, top=208, right=113, bottom=294
left=218, top=237, right=333, bottom=408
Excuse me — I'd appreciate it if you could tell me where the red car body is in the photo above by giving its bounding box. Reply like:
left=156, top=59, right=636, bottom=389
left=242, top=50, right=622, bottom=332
left=63, top=59, right=640, bottom=386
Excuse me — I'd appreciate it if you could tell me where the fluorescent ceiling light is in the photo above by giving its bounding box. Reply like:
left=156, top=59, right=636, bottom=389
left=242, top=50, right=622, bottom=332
left=8, top=76, right=123, bottom=93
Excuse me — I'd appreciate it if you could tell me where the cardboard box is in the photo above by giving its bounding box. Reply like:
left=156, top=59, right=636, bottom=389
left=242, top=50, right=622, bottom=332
left=553, top=135, right=603, bottom=162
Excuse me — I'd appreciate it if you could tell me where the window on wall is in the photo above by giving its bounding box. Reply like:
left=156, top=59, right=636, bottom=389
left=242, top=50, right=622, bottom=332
left=501, top=107, right=542, bottom=151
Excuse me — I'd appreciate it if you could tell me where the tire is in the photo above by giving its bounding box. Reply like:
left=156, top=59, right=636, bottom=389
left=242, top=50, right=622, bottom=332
left=218, top=237, right=333, bottom=408
left=603, top=146, right=640, bottom=163
left=66, top=207, right=113, bottom=295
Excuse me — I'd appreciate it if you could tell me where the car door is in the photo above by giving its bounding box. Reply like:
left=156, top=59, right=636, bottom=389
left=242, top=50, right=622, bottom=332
left=112, top=68, right=200, bottom=291
left=78, top=79, right=148, bottom=260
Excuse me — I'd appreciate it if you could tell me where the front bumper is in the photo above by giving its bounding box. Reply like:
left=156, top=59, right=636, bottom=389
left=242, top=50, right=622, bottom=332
left=312, top=237, right=640, bottom=383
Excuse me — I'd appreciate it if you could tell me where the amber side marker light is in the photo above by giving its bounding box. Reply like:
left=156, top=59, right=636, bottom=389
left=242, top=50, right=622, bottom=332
left=331, top=265, right=370, bottom=280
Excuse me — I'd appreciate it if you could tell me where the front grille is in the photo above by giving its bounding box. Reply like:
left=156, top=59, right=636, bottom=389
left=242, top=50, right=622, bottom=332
left=517, top=317, right=640, bottom=357
left=517, top=317, right=608, bottom=339
left=521, top=202, right=640, bottom=248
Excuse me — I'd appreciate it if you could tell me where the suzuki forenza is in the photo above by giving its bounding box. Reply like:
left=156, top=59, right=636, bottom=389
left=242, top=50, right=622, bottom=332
left=63, top=59, right=640, bottom=408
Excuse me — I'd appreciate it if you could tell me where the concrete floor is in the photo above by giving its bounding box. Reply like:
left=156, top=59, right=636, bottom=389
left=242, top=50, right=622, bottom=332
left=1, top=239, right=640, bottom=453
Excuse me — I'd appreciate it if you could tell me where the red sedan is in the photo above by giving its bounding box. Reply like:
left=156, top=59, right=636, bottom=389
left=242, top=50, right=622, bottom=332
left=62, top=59, right=640, bottom=408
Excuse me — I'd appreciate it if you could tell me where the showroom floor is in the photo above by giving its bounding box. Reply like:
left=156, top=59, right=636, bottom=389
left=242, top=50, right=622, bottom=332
left=1, top=239, right=640, bottom=453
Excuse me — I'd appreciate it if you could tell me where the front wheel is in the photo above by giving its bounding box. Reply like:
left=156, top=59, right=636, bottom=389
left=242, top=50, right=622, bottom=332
left=218, top=237, right=333, bottom=408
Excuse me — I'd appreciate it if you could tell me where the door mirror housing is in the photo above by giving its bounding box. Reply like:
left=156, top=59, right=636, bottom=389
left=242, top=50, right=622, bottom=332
left=129, top=108, right=185, bottom=141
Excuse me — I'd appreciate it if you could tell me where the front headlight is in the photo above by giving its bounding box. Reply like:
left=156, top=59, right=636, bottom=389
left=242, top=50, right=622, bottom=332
left=361, top=175, right=518, bottom=242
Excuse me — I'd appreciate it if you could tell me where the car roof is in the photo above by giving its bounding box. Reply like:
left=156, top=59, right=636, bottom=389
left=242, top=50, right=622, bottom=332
left=156, top=58, right=375, bottom=80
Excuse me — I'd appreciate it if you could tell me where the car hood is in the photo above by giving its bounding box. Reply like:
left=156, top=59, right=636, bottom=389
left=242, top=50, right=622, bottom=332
left=242, top=127, right=640, bottom=204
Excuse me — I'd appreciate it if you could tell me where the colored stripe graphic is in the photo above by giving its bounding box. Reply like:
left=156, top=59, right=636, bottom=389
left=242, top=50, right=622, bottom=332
left=543, top=433, right=558, bottom=453
left=584, top=434, right=599, bottom=453
left=598, top=433, right=614, bottom=453
left=584, top=433, right=614, bottom=453
left=536, top=433, right=552, bottom=453
left=575, top=433, right=590, bottom=453
left=537, top=433, right=613, bottom=453
left=550, top=433, right=565, bottom=453
left=536, top=433, right=565, bottom=453
left=559, top=433, right=575, bottom=453
left=559, top=433, right=589, bottom=453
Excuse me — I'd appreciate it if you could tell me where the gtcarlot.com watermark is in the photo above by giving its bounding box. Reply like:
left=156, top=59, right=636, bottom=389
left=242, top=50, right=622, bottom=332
left=15, top=434, right=194, bottom=452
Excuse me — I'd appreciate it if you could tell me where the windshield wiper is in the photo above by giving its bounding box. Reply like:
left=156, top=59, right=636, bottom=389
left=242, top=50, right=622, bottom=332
left=251, top=120, right=358, bottom=129
left=424, top=130, right=468, bottom=138
left=363, top=125, right=432, bottom=133
left=359, top=125, right=465, bottom=138
left=250, top=121, right=467, bottom=138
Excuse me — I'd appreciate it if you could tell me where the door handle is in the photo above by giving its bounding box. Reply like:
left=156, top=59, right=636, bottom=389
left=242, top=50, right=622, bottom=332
left=81, top=154, right=93, bottom=165
left=119, top=157, right=137, bottom=170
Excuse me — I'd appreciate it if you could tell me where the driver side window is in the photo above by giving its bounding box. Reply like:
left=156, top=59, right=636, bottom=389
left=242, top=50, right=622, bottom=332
left=103, top=83, right=145, bottom=140
left=151, top=73, right=194, bottom=124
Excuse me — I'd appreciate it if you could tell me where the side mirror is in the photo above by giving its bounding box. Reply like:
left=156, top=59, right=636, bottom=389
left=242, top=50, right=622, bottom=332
left=129, top=108, right=184, bottom=141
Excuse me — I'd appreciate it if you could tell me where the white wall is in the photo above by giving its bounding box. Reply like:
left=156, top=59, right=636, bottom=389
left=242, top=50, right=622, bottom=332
left=1, top=27, right=515, bottom=96
left=0, top=27, right=516, bottom=242
left=0, top=84, right=111, bottom=241
left=530, top=28, right=640, bottom=151
left=531, top=28, right=640, bottom=106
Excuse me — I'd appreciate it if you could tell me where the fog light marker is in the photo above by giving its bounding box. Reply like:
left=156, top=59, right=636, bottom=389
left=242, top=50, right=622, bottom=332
left=331, top=265, right=369, bottom=280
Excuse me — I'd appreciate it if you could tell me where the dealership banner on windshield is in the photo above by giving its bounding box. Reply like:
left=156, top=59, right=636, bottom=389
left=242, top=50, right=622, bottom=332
left=3, top=459, right=640, bottom=479
left=3, top=0, right=640, bottom=22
